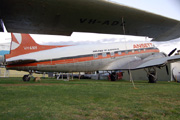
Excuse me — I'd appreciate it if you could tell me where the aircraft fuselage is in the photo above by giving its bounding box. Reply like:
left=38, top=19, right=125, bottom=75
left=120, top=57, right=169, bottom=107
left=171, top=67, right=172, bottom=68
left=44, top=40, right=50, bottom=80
left=6, top=41, right=159, bottom=72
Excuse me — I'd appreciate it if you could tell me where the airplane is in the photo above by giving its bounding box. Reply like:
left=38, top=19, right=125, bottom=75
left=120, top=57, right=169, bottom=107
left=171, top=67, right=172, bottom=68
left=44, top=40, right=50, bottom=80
left=0, top=0, right=180, bottom=41
left=2, top=33, right=180, bottom=82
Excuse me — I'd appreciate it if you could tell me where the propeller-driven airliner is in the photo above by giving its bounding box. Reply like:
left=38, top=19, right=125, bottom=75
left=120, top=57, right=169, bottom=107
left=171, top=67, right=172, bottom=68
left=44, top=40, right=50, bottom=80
left=1, top=33, right=180, bottom=82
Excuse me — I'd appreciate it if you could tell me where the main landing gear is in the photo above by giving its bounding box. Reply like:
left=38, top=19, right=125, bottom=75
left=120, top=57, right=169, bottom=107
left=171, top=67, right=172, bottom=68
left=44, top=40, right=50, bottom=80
left=109, top=72, right=117, bottom=81
left=108, top=71, right=123, bottom=81
left=144, top=67, right=157, bottom=83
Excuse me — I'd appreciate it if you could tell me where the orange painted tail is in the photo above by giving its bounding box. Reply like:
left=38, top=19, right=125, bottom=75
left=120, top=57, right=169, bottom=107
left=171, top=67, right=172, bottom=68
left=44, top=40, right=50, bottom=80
left=5, top=33, right=67, bottom=59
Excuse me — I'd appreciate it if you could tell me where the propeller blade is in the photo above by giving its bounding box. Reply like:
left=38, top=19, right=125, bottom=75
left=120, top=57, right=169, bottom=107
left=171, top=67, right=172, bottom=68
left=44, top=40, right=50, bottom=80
left=166, top=65, right=169, bottom=75
left=168, top=48, right=177, bottom=56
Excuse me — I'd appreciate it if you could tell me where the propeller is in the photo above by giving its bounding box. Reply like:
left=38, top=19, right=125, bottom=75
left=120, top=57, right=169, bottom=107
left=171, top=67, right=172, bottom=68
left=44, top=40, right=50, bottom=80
left=168, top=48, right=177, bottom=56
left=165, top=48, right=177, bottom=75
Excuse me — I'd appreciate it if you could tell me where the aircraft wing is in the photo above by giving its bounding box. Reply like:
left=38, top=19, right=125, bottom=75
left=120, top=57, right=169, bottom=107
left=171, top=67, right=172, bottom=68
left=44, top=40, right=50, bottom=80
left=135, top=54, right=180, bottom=69
left=1, top=0, right=180, bottom=41
left=103, top=53, right=180, bottom=70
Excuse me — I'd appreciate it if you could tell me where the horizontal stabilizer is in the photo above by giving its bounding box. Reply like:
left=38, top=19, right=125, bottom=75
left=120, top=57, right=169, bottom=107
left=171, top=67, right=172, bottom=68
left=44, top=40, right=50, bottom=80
left=6, top=59, right=36, bottom=65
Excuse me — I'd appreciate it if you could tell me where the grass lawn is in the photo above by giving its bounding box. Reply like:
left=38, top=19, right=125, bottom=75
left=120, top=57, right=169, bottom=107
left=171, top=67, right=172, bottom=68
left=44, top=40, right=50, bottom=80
left=0, top=77, right=180, bottom=120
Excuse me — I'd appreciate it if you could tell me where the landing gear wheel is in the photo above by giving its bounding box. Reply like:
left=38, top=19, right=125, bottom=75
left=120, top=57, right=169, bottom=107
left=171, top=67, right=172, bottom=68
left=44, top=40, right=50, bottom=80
left=144, top=67, right=157, bottom=83
left=148, top=72, right=156, bottom=83
left=23, top=75, right=30, bottom=82
left=110, top=72, right=117, bottom=81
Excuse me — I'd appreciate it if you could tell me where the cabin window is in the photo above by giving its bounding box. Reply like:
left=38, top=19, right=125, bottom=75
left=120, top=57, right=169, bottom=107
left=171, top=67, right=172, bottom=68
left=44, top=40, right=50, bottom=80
left=93, top=54, right=98, bottom=58
left=138, top=49, right=141, bottom=52
left=102, top=52, right=107, bottom=57
left=110, top=52, right=114, bottom=56
left=125, top=51, right=128, bottom=54
left=118, top=51, right=122, bottom=55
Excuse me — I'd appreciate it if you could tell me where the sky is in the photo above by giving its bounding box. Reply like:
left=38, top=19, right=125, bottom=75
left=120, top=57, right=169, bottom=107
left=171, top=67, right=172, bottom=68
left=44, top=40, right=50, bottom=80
left=0, top=0, right=180, bottom=54
left=111, top=0, right=180, bottom=20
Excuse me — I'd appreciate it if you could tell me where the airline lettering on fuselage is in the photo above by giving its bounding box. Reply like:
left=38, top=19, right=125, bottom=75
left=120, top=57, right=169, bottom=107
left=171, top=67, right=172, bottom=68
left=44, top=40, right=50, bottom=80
left=93, top=48, right=119, bottom=53
left=133, top=43, right=153, bottom=49
left=24, top=46, right=37, bottom=50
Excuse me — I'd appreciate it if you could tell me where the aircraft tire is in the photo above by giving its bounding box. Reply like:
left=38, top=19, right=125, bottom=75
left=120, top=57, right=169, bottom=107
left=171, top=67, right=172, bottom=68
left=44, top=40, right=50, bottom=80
left=110, top=73, right=116, bottom=81
left=148, top=72, right=156, bottom=83
left=23, top=75, right=30, bottom=82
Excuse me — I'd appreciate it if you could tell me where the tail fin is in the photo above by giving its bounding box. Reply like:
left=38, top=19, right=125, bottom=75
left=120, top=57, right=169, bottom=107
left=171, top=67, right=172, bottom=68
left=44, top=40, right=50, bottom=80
left=6, top=33, right=67, bottom=59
